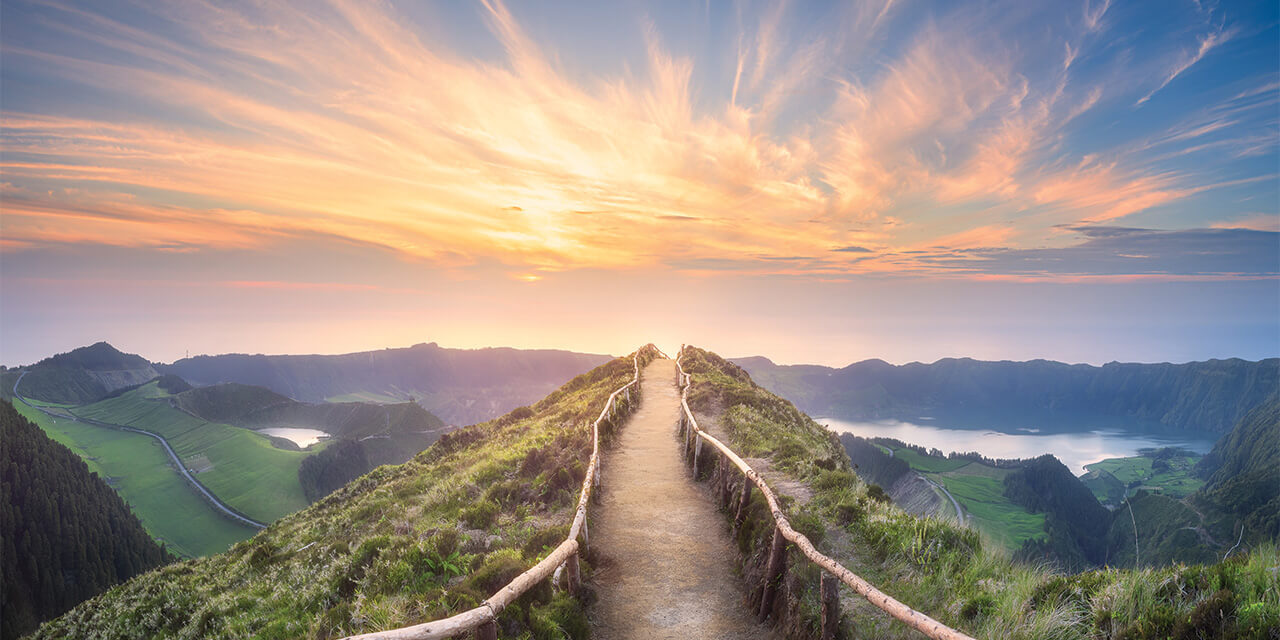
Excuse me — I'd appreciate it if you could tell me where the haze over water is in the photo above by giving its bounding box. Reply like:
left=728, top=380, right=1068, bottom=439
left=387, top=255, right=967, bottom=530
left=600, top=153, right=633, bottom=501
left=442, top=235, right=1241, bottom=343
left=817, top=417, right=1218, bottom=474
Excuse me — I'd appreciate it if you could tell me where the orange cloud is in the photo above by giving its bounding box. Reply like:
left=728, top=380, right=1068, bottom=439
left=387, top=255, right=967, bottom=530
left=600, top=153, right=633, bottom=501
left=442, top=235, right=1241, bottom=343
left=0, top=0, right=1265, bottom=282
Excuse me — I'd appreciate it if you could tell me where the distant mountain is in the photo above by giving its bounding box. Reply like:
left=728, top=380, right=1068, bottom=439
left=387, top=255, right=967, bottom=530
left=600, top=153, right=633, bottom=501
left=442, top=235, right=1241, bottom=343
left=171, top=381, right=447, bottom=468
left=172, top=382, right=444, bottom=440
left=6, top=342, right=159, bottom=405
left=160, top=342, right=612, bottom=425
left=1, top=401, right=171, bottom=640
left=735, top=355, right=1279, bottom=432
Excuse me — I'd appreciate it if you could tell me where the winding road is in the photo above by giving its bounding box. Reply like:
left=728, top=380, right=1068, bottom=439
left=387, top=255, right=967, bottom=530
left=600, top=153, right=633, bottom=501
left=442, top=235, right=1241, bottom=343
left=924, top=475, right=965, bottom=522
left=12, top=371, right=266, bottom=529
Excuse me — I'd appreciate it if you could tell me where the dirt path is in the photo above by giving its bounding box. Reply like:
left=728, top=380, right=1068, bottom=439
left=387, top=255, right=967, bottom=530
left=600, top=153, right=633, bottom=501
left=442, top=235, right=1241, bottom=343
left=587, top=359, right=776, bottom=640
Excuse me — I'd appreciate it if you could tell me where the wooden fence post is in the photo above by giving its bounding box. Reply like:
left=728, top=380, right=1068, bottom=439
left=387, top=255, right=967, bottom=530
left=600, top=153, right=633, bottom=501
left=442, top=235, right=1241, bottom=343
left=821, top=572, right=839, bottom=640
left=759, top=525, right=788, bottom=621
left=692, top=436, right=702, bottom=473
left=476, top=620, right=498, bottom=640
left=713, top=454, right=724, bottom=500
left=720, top=456, right=732, bottom=507
left=566, top=552, right=581, bottom=595
left=734, top=479, right=752, bottom=528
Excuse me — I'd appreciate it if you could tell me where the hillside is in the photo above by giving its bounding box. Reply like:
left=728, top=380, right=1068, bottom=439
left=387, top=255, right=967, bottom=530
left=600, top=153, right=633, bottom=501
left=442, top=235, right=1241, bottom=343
left=71, top=382, right=314, bottom=523
left=32, top=347, right=659, bottom=640
left=735, top=355, right=1279, bottom=433
left=159, top=342, right=612, bottom=425
left=28, top=346, right=1278, bottom=640
left=175, top=383, right=444, bottom=438
left=683, top=346, right=1278, bottom=639
left=9, top=396, right=261, bottom=558
left=1, top=401, right=171, bottom=640
left=1195, top=397, right=1280, bottom=545
left=4, top=342, right=159, bottom=405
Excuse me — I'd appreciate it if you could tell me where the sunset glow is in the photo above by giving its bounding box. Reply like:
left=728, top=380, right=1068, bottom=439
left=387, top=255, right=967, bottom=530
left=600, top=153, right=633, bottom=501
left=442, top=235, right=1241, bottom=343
left=2, top=0, right=1276, bottom=365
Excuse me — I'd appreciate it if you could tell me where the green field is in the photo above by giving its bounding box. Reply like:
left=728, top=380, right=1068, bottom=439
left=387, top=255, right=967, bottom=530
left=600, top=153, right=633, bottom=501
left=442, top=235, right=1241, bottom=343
left=1084, top=452, right=1205, bottom=501
left=888, top=447, right=1047, bottom=551
left=72, top=382, right=315, bottom=522
left=934, top=465, right=1046, bottom=549
left=12, top=401, right=257, bottom=558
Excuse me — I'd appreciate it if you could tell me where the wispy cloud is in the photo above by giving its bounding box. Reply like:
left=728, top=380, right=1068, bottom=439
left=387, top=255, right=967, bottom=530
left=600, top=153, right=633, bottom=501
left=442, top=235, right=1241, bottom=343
left=1136, top=25, right=1236, bottom=106
left=0, top=0, right=1273, bottom=282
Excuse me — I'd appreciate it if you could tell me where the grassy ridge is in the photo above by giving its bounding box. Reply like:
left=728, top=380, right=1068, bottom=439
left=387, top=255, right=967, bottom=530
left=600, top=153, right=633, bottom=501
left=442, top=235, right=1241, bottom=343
left=71, top=383, right=312, bottom=522
left=34, top=347, right=659, bottom=640
left=682, top=346, right=1279, bottom=640
left=11, top=401, right=257, bottom=558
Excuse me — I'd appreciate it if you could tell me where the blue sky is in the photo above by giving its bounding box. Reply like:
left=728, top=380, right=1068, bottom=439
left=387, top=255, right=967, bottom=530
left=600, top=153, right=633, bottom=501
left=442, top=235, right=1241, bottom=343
left=1, top=0, right=1276, bottom=366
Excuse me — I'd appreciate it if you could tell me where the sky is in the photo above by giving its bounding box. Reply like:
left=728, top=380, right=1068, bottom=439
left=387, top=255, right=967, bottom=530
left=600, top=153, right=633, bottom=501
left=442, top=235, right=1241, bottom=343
left=1, top=0, right=1277, bottom=367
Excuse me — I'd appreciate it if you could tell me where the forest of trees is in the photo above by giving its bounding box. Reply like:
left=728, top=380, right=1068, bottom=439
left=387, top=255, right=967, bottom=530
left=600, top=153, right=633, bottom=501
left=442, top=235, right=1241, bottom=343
left=298, top=439, right=372, bottom=503
left=1, top=401, right=171, bottom=640
left=839, top=434, right=911, bottom=488
left=1004, top=454, right=1113, bottom=571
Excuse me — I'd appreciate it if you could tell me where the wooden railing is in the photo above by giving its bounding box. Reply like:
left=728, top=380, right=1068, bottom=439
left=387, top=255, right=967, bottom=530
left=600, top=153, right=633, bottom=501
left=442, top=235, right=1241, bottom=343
left=675, top=346, right=976, bottom=640
left=343, top=350, right=647, bottom=640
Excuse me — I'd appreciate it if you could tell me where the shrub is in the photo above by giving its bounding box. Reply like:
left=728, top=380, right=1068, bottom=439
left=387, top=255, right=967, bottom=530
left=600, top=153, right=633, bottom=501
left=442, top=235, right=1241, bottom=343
left=461, top=500, right=500, bottom=529
left=467, top=548, right=526, bottom=594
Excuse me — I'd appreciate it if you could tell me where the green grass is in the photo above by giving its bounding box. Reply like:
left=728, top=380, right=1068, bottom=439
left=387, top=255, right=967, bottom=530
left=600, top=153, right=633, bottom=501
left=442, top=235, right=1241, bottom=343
left=33, top=347, right=660, bottom=640
left=933, top=469, right=1046, bottom=549
left=1085, top=453, right=1205, bottom=500
left=1081, top=469, right=1128, bottom=505
left=892, top=447, right=971, bottom=472
left=12, top=401, right=257, bottom=558
left=882, top=451, right=1046, bottom=551
left=71, top=382, right=313, bottom=522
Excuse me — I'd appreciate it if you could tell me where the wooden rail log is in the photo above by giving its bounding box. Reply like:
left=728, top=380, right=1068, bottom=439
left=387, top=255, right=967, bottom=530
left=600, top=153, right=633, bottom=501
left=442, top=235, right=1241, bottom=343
left=675, top=347, right=976, bottom=640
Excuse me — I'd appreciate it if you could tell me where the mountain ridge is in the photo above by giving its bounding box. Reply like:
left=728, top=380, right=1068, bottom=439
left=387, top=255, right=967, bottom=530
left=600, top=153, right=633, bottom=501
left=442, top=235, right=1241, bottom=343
left=734, top=354, right=1279, bottom=432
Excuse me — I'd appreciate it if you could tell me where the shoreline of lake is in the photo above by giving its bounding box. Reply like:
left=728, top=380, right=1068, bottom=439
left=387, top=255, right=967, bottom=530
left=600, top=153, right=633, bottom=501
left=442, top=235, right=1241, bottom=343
left=256, top=427, right=330, bottom=448
left=816, top=416, right=1217, bottom=475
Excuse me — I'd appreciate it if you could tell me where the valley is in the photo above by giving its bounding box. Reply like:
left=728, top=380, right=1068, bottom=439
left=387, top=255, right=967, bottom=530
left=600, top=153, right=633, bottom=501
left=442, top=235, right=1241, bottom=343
left=8, top=400, right=259, bottom=558
left=2, top=341, right=613, bottom=563
left=11, top=344, right=1278, bottom=640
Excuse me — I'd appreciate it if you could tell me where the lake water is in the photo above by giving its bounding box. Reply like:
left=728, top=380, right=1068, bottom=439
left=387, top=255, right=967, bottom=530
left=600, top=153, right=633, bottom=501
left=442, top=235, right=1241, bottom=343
left=817, top=417, right=1217, bottom=475
left=257, top=427, right=330, bottom=448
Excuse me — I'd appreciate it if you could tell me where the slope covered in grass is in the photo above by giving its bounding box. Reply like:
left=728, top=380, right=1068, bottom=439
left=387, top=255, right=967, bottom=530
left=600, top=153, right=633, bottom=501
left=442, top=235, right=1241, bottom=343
left=10, top=400, right=258, bottom=558
left=682, top=346, right=1279, bottom=640
left=72, top=382, right=313, bottom=522
left=6, top=342, right=159, bottom=405
left=1, top=401, right=172, bottom=640
left=33, top=347, right=659, bottom=640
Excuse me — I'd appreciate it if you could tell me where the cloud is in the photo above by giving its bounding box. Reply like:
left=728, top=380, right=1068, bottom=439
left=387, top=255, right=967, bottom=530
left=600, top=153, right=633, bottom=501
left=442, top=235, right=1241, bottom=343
left=0, top=0, right=1272, bottom=282
left=916, top=226, right=1279, bottom=277
left=1136, top=25, right=1236, bottom=106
